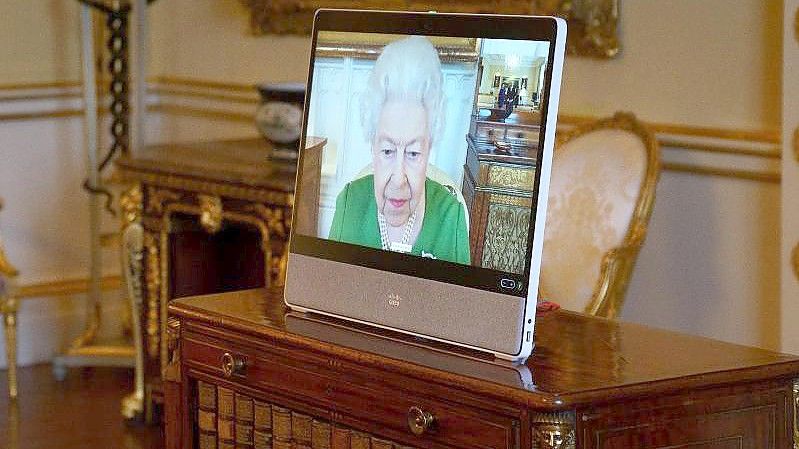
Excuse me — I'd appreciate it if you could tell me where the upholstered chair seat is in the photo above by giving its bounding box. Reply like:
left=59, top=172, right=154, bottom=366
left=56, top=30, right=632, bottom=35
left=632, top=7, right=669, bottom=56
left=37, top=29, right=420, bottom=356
left=540, top=113, right=659, bottom=318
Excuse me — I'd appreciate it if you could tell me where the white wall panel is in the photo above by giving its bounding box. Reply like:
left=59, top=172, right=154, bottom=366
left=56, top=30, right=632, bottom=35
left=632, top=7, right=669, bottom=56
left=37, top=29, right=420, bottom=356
left=624, top=172, right=781, bottom=350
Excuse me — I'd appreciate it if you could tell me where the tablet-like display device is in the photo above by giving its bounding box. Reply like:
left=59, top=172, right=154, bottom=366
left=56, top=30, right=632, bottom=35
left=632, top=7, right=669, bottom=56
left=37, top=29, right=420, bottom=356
left=286, top=10, right=565, bottom=362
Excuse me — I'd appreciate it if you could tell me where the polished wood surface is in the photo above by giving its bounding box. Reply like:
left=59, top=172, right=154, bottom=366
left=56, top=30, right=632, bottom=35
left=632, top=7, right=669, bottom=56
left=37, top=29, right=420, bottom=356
left=116, top=138, right=297, bottom=192
left=171, top=288, right=799, bottom=406
left=0, top=365, right=163, bottom=449
left=167, top=288, right=799, bottom=449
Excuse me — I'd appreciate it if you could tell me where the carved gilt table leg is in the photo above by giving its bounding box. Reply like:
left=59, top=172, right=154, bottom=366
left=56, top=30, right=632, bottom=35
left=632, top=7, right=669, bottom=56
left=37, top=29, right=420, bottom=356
left=2, top=294, right=18, bottom=399
left=121, top=223, right=145, bottom=420
left=120, top=185, right=145, bottom=420
left=532, top=411, right=576, bottom=449
left=0, top=210, right=20, bottom=400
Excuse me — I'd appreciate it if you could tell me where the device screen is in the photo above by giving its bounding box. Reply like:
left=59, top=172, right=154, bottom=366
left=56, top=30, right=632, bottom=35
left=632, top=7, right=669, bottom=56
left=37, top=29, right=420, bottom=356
left=293, top=30, right=555, bottom=297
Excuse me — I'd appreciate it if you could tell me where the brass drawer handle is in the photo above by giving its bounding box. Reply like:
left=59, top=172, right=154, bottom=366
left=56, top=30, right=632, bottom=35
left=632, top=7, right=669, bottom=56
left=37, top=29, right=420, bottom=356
left=221, top=352, right=245, bottom=377
left=407, top=406, right=436, bottom=435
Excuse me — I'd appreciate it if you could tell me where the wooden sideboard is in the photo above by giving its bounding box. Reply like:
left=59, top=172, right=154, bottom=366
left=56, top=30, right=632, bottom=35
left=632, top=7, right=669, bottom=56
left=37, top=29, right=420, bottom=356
left=166, top=288, right=799, bottom=449
left=114, top=137, right=325, bottom=419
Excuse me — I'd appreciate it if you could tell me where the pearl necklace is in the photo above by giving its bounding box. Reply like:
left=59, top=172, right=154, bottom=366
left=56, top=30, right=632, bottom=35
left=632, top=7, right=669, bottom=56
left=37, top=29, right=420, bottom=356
left=377, top=209, right=417, bottom=253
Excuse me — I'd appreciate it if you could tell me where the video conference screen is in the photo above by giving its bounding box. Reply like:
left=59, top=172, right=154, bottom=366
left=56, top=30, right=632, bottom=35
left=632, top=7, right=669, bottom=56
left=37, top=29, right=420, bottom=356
left=294, top=31, right=552, bottom=287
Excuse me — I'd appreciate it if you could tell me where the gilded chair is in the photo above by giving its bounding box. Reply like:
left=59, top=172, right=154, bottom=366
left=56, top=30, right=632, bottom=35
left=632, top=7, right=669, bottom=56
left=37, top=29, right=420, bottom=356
left=540, top=112, right=660, bottom=318
left=0, top=198, right=20, bottom=399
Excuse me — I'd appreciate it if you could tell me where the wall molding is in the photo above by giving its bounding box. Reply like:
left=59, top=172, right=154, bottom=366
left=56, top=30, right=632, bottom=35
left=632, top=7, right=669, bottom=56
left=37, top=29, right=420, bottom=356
left=149, top=86, right=258, bottom=105
left=558, top=113, right=780, bottom=144
left=152, top=75, right=256, bottom=93
left=149, top=103, right=253, bottom=123
left=658, top=138, right=781, bottom=159
left=0, top=108, right=84, bottom=122
left=661, top=162, right=781, bottom=183
left=0, top=81, right=81, bottom=91
left=558, top=114, right=782, bottom=183
left=16, top=275, right=122, bottom=299
left=0, top=78, right=783, bottom=183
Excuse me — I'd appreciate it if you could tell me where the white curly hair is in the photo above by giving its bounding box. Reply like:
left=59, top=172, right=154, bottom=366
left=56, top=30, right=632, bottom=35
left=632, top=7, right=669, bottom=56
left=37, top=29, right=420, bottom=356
left=360, top=36, right=445, bottom=146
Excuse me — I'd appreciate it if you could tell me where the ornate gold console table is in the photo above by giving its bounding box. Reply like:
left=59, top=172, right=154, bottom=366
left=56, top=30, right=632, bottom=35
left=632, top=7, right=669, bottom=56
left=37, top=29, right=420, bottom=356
left=166, top=288, right=799, bottom=449
left=115, top=137, right=325, bottom=420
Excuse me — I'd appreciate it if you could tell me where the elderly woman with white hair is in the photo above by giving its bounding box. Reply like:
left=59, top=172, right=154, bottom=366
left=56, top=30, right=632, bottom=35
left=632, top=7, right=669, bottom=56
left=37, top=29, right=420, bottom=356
left=328, top=36, right=470, bottom=264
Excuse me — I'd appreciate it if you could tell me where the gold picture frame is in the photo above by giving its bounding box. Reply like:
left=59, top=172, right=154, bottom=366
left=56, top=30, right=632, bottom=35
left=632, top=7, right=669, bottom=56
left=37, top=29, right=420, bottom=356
left=793, top=243, right=799, bottom=282
left=315, top=31, right=479, bottom=62
left=794, top=126, right=799, bottom=163
left=239, top=0, right=620, bottom=58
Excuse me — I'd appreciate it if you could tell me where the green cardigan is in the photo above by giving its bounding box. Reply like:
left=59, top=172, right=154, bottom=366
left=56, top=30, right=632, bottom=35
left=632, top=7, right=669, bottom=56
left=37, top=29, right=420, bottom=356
left=328, top=175, right=471, bottom=265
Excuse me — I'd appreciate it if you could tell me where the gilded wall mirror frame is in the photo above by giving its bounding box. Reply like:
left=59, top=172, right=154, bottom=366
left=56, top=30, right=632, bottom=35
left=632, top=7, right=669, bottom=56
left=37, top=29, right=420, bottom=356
left=794, top=126, right=799, bottom=163
left=314, top=32, right=479, bottom=62
left=795, top=6, right=799, bottom=43
left=792, top=243, right=799, bottom=282
left=239, top=0, right=620, bottom=58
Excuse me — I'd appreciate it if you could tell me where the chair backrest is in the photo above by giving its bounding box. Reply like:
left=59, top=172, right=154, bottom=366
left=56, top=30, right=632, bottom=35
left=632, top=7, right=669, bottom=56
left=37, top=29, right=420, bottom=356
left=540, top=112, right=660, bottom=318
left=352, top=163, right=469, bottom=232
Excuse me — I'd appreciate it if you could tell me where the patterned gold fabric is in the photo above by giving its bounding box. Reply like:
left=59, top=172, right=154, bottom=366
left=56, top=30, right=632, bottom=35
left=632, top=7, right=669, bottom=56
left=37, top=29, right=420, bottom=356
left=481, top=203, right=529, bottom=273
left=541, top=125, right=650, bottom=315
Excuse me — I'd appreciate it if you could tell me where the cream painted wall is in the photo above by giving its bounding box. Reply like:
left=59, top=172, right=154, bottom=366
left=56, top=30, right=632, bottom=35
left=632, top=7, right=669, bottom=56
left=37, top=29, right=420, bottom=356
left=624, top=173, right=781, bottom=350
left=148, top=0, right=781, bottom=131
left=781, top=0, right=799, bottom=355
left=0, top=0, right=787, bottom=370
left=0, top=0, right=83, bottom=84
left=0, top=112, right=128, bottom=368
left=0, top=2, right=125, bottom=368
left=144, top=0, right=784, bottom=350
left=561, top=0, right=781, bottom=131
left=148, top=0, right=310, bottom=86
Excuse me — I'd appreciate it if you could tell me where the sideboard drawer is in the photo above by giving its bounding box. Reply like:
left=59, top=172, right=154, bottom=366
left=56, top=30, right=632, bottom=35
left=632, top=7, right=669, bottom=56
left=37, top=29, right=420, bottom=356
left=183, top=332, right=520, bottom=449
left=329, top=379, right=519, bottom=449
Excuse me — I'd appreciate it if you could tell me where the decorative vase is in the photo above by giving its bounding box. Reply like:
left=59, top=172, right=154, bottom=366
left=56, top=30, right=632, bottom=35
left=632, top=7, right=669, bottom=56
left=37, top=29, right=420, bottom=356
left=255, top=82, right=305, bottom=159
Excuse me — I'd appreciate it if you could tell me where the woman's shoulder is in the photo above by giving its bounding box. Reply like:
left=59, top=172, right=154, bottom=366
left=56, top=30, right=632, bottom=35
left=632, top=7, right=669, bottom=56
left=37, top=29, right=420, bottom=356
left=333, top=175, right=376, bottom=224
left=337, top=175, right=374, bottom=201
left=425, top=178, right=462, bottom=209
left=346, top=174, right=374, bottom=194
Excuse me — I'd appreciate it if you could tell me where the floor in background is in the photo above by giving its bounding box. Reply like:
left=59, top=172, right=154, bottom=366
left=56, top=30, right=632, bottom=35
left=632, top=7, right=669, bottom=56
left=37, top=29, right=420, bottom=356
left=0, top=364, right=163, bottom=449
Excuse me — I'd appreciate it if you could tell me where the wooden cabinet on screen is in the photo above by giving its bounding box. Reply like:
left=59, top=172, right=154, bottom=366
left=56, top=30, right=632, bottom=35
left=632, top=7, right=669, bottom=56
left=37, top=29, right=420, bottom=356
left=165, top=288, right=799, bottom=449
left=462, top=112, right=540, bottom=273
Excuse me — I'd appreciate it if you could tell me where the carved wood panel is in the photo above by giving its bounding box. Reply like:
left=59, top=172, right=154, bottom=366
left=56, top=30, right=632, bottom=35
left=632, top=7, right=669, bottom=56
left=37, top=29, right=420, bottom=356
left=578, top=380, right=794, bottom=449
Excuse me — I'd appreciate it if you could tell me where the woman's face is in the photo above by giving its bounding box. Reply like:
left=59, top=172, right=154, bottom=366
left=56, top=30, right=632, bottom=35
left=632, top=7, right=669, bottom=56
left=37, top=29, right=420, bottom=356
left=372, top=100, right=431, bottom=227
